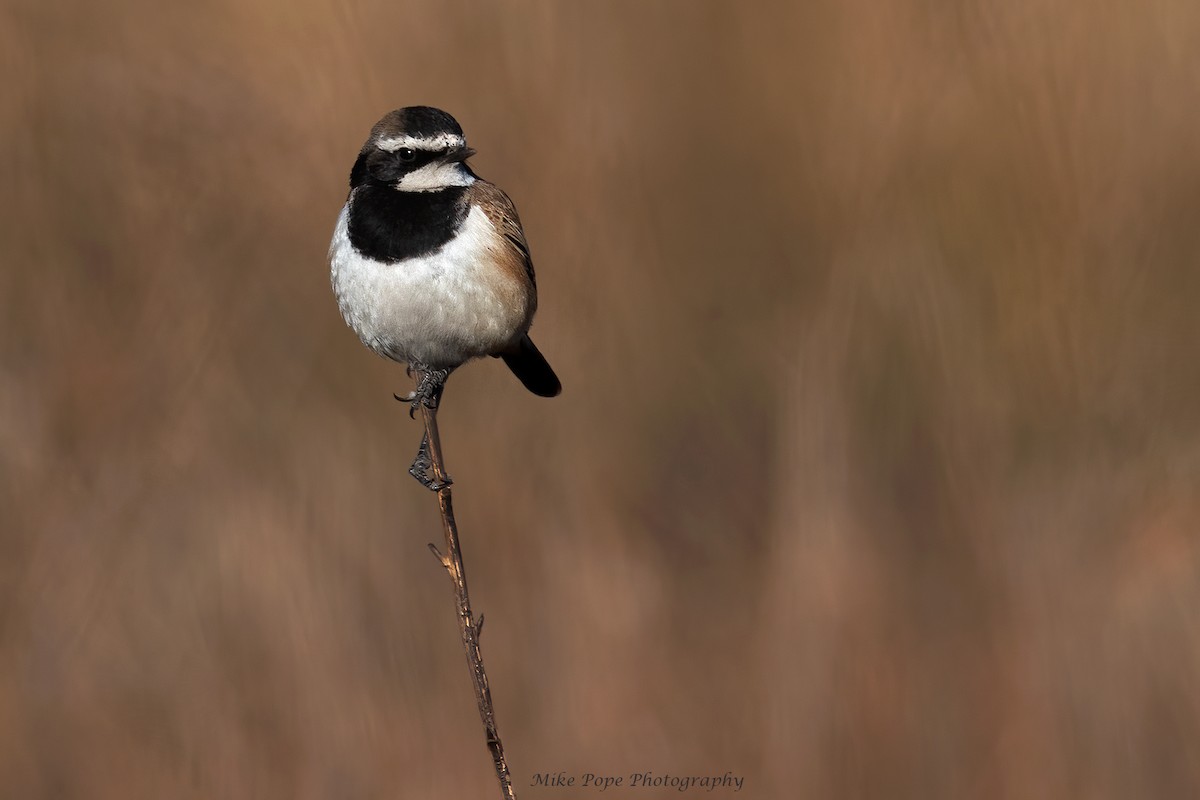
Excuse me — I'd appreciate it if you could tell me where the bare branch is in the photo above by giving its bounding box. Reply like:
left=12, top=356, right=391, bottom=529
left=416, top=396, right=516, bottom=800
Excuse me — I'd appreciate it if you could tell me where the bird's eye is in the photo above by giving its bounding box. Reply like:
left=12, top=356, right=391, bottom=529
left=397, top=147, right=416, bottom=162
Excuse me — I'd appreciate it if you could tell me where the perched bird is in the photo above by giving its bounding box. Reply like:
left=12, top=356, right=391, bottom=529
left=329, top=106, right=560, bottom=487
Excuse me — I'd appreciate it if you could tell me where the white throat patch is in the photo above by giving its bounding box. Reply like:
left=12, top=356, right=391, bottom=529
left=395, top=162, right=476, bottom=192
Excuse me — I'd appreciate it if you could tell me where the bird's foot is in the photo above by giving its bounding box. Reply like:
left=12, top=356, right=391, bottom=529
left=393, top=366, right=452, bottom=419
left=408, top=433, right=452, bottom=491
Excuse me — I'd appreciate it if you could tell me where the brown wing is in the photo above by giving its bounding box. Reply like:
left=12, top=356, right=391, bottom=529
left=466, top=180, right=537, bottom=293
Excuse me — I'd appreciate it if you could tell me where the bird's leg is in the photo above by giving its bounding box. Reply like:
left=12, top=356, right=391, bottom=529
left=396, top=366, right=454, bottom=491
left=407, top=431, right=451, bottom=491
left=393, top=365, right=453, bottom=419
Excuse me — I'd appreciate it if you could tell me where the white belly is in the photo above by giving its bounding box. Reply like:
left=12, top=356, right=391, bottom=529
left=329, top=203, right=527, bottom=367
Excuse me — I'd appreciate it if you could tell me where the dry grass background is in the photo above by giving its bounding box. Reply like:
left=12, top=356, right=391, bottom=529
left=3, top=1, right=1200, bottom=797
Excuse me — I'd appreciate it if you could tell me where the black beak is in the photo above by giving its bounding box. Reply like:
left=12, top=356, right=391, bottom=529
left=445, top=145, right=476, bottom=163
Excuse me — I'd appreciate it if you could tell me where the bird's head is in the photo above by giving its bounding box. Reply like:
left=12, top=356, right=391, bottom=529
left=350, top=106, right=476, bottom=192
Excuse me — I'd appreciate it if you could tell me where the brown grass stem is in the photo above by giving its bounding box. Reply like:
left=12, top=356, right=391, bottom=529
left=416, top=396, right=516, bottom=800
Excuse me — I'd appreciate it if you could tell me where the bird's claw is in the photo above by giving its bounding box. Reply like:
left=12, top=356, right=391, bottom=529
left=395, top=367, right=451, bottom=418
left=408, top=433, right=452, bottom=491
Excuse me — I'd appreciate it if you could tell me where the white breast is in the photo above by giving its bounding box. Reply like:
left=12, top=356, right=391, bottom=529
left=329, top=202, right=528, bottom=368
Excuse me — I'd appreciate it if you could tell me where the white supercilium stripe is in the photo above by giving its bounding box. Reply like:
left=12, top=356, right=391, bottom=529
left=376, top=133, right=466, bottom=152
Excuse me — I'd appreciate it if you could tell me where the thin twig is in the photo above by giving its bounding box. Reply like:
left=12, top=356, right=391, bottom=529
left=416, top=396, right=516, bottom=800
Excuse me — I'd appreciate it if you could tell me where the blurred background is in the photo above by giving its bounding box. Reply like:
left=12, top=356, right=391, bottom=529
left=4, top=1, right=1200, bottom=797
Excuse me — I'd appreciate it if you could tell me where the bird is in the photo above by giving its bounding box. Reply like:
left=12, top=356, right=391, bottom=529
left=329, top=106, right=560, bottom=488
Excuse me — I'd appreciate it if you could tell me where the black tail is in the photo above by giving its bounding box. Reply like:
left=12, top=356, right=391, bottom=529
left=501, top=334, right=561, bottom=397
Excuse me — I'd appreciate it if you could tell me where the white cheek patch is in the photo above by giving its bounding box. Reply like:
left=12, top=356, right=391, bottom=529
left=377, top=133, right=466, bottom=152
left=395, top=162, right=476, bottom=192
